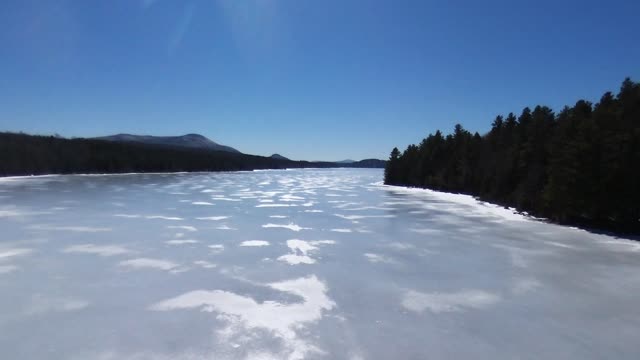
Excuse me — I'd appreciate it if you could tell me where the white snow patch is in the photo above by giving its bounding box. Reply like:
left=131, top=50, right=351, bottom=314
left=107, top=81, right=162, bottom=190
left=196, top=216, right=229, bottom=221
left=192, top=201, right=214, bottom=206
left=0, top=248, right=34, bottom=260
left=310, top=240, right=336, bottom=246
left=345, top=206, right=394, bottom=211
left=256, top=204, right=296, bottom=208
left=364, top=253, right=395, bottom=264
left=263, top=223, right=311, bottom=232
left=149, top=275, right=335, bottom=360
left=286, top=239, right=317, bottom=254
left=113, top=214, right=142, bottom=219
left=278, top=240, right=318, bottom=265
left=402, top=289, right=501, bottom=313
left=410, top=228, right=443, bottom=235
left=385, top=185, right=530, bottom=222
left=0, top=207, right=50, bottom=218
left=278, top=254, right=316, bottom=265
left=280, top=194, right=305, bottom=202
left=145, top=215, right=183, bottom=221
left=544, top=241, right=576, bottom=249
left=278, top=239, right=335, bottom=265
left=193, top=260, right=217, bottom=269
left=386, top=242, right=415, bottom=251
left=216, top=225, right=236, bottom=230
left=166, top=239, right=199, bottom=245
left=600, top=239, right=640, bottom=252
left=211, top=197, right=241, bottom=202
left=334, top=214, right=395, bottom=220
left=63, top=244, right=130, bottom=257
left=167, top=225, right=197, bottom=232
left=240, top=240, right=270, bottom=247
left=208, top=244, right=225, bottom=252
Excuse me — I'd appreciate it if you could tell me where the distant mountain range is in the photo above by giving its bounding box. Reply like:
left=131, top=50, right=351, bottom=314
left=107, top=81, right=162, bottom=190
left=94, top=134, right=241, bottom=154
left=94, top=133, right=381, bottom=165
left=0, top=131, right=386, bottom=176
left=350, top=159, right=387, bottom=168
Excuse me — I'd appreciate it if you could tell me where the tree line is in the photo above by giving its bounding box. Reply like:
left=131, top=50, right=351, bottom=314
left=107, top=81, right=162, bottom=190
left=0, top=132, right=384, bottom=177
left=385, top=78, right=640, bottom=233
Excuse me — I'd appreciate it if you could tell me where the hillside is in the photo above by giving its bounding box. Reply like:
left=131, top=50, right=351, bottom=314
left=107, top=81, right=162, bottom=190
left=94, top=133, right=240, bottom=153
left=0, top=133, right=385, bottom=176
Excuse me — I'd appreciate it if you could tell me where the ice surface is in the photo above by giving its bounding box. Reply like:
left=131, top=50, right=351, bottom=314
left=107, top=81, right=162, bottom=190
left=402, top=289, right=501, bottom=313
left=167, top=225, right=198, bottom=232
left=63, top=244, right=131, bottom=256
left=196, top=216, right=229, bottom=221
left=0, top=248, right=34, bottom=259
left=1, top=169, right=640, bottom=359
left=0, top=264, right=18, bottom=274
left=193, top=260, right=217, bottom=269
left=262, top=223, right=311, bottom=232
left=208, top=244, right=225, bottom=251
left=25, top=295, right=89, bottom=315
left=118, top=258, right=180, bottom=271
left=363, top=253, right=395, bottom=264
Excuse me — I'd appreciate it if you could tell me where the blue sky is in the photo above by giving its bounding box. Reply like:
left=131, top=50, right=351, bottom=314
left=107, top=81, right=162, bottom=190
left=1, top=0, right=639, bottom=161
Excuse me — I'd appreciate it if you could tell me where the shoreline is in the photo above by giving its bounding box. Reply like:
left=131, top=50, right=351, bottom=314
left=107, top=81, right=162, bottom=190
left=382, top=183, right=640, bottom=240
left=0, top=167, right=382, bottom=181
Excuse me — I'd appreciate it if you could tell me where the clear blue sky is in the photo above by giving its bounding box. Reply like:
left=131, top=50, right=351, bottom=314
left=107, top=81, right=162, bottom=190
left=1, top=0, right=639, bottom=161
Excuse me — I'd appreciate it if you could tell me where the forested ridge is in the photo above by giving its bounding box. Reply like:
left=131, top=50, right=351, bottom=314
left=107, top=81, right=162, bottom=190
left=0, top=132, right=384, bottom=176
left=384, top=78, right=640, bottom=233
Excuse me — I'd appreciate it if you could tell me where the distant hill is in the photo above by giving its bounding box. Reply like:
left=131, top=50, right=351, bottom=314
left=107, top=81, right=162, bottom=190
left=336, top=159, right=356, bottom=164
left=270, top=153, right=290, bottom=161
left=94, top=133, right=241, bottom=154
left=346, top=159, right=386, bottom=168
left=0, top=132, right=386, bottom=177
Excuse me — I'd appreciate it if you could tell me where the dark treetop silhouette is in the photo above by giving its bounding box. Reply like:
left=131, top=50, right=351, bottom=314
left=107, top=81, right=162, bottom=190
left=385, top=78, right=640, bottom=234
left=0, top=133, right=385, bottom=177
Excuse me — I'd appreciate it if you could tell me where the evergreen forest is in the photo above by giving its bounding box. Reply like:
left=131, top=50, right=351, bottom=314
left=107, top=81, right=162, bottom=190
left=384, top=78, right=640, bottom=233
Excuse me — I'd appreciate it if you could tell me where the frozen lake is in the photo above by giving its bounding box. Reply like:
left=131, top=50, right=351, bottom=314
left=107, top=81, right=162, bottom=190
left=1, top=168, right=639, bottom=359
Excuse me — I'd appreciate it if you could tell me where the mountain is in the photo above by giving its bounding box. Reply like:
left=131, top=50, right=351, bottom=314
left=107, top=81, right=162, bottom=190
left=345, top=159, right=386, bottom=168
left=270, top=154, right=290, bottom=161
left=94, top=133, right=241, bottom=153
left=336, top=159, right=356, bottom=164
left=0, top=132, right=387, bottom=177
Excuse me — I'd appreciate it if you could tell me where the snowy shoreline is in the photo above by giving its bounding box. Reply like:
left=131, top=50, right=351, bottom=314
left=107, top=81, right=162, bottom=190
left=380, top=182, right=640, bottom=241
left=0, top=167, right=373, bottom=181
left=378, top=182, right=534, bottom=222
